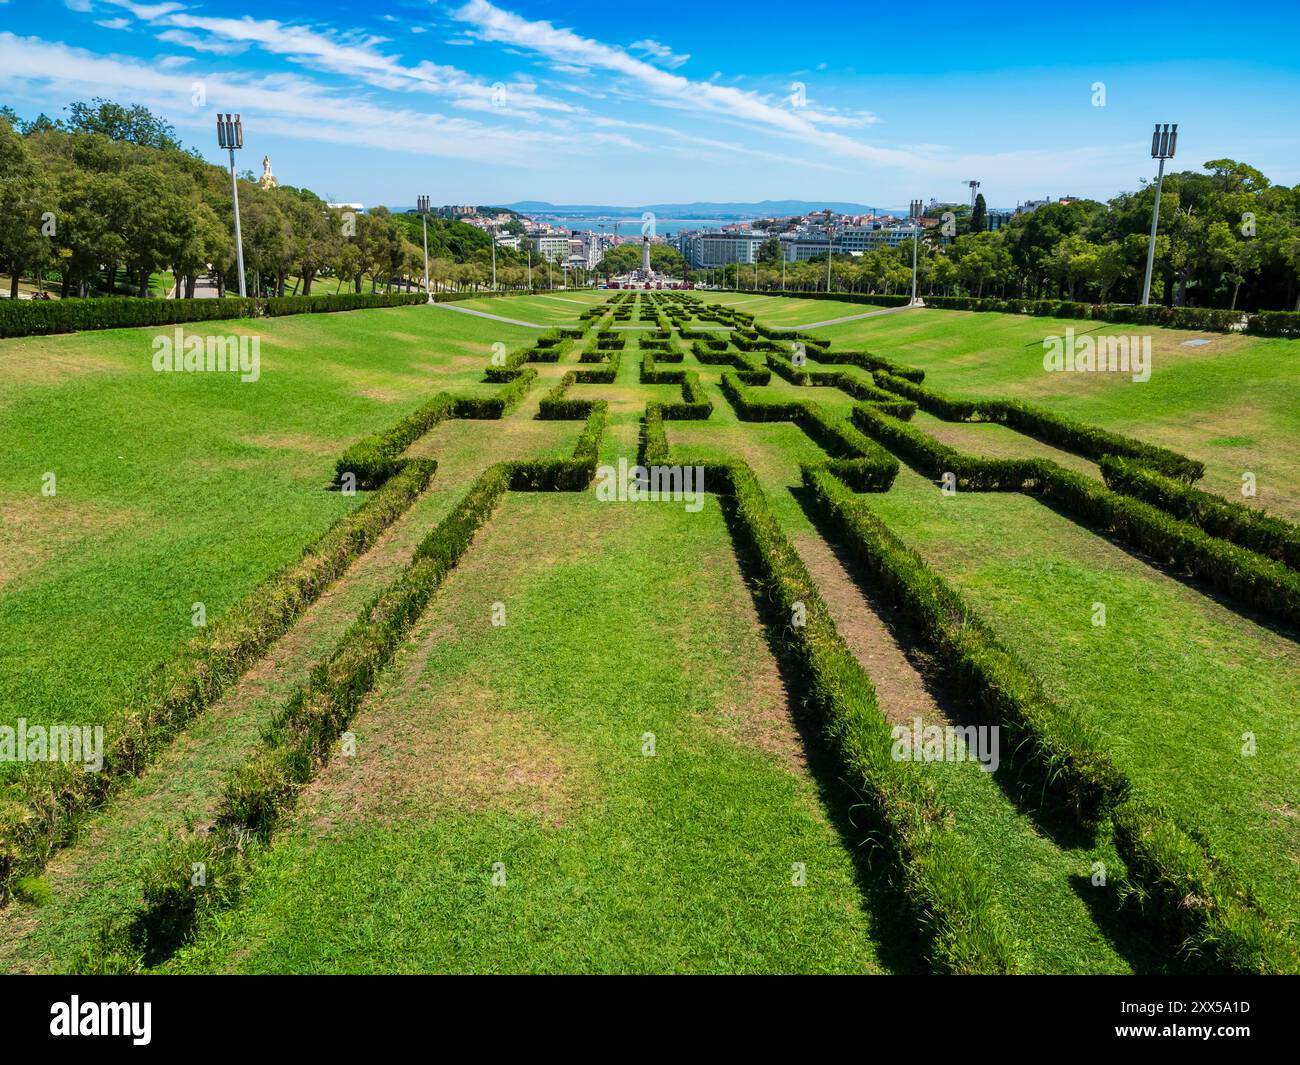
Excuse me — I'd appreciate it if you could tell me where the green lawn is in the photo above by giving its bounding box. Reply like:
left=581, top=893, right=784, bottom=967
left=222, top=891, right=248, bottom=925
left=0, top=304, right=533, bottom=757
left=2, top=291, right=1296, bottom=974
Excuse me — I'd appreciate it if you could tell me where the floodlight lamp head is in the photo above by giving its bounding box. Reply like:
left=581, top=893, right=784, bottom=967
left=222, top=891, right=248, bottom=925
left=1151, top=122, right=1178, bottom=160
left=217, top=113, right=243, bottom=150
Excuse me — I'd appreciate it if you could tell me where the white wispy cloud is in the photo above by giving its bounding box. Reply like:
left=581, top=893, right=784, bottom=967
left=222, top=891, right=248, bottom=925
left=0, top=32, right=587, bottom=165
left=450, top=0, right=916, bottom=167
left=96, top=18, right=132, bottom=30
left=629, top=39, right=690, bottom=70
left=156, top=28, right=250, bottom=55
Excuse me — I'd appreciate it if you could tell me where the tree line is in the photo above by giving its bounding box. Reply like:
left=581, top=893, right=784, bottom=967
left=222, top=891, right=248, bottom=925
left=695, top=161, right=1300, bottom=310
left=0, top=100, right=543, bottom=300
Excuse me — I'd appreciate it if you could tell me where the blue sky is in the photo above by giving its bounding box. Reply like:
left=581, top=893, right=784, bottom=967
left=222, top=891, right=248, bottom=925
left=1, top=0, right=1297, bottom=209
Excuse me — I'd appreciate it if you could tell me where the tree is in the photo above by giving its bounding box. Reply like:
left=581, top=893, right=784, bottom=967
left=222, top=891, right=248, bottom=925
left=64, top=99, right=184, bottom=151
left=970, top=193, right=987, bottom=234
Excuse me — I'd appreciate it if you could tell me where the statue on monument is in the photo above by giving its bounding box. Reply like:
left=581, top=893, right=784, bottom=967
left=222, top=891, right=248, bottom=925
left=259, top=155, right=278, bottom=190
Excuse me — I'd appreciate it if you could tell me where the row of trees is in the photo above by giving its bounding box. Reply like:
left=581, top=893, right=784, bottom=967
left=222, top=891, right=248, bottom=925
left=698, top=161, right=1300, bottom=309
left=0, top=100, right=549, bottom=300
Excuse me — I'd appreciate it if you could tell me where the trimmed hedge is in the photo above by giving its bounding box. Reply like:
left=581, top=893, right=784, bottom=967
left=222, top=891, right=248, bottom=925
left=729, top=288, right=1300, bottom=337
left=720, top=461, right=1017, bottom=973
left=805, top=464, right=1298, bottom=972
left=853, top=405, right=1300, bottom=628
left=0, top=460, right=434, bottom=903
left=574, top=351, right=620, bottom=384
left=815, top=349, right=926, bottom=383
left=873, top=374, right=1205, bottom=482
left=851, top=404, right=1038, bottom=491
left=1101, top=456, right=1300, bottom=571
left=335, top=393, right=456, bottom=490
left=658, top=370, right=713, bottom=420
left=722, top=375, right=898, bottom=490
left=1113, top=801, right=1300, bottom=974
left=731, top=289, right=910, bottom=308
left=72, top=464, right=514, bottom=969
left=335, top=371, right=536, bottom=489
left=0, top=290, right=448, bottom=338
left=805, top=467, right=1127, bottom=821
left=1037, top=466, right=1300, bottom=630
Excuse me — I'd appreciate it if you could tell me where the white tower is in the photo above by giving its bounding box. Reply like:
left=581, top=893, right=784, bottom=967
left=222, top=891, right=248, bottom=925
left=641, top=235, right=652, bottom=277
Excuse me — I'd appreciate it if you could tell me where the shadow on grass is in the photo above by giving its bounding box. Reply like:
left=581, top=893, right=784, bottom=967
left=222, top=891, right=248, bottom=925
left=719, top=492, right=928, bottom=975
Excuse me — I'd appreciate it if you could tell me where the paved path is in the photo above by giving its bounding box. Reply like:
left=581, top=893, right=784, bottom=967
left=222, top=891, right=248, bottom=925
left=431, top=302, right=550, bottom=329
left=789, top=304, right=916, bottom=329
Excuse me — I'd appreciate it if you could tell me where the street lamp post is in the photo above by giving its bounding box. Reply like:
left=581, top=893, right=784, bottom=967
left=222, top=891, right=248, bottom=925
left=782, top=249, right=786, bottom=293
left=825, top=221, right=834, bottom=293
left=490, top=229, right=497, bottom=291
left=527, top=248, right=532, bottom=291
left=216, top=113, right=247, bottom=298
left=909, top=199, right=923, bottom=305
left=1141, top=123, right=1178, bottom=306
left=417, top=195, right=433, bottom=304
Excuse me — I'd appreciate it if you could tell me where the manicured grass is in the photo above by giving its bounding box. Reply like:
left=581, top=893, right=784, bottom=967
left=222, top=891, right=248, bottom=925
left=860, top=465, right=1300, bottom=923
left=0, top=303, right=538, bottom=753
left=816, top=308, right=1300, bottom=520
left=163, top=493, right=891, bottom=974
left=5, top=291, right=1294, bottom=973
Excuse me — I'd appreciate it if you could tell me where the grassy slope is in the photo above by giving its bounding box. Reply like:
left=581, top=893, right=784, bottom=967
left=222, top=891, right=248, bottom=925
left=0, top=304, right=534, bottom=751
left=165, top=493, right=890, bottom=975
left=861, top=465, right=1300, bottom=923
left=665, top=375, right=1151, bottom=974
left=814, top=307, right=1300, bottom=520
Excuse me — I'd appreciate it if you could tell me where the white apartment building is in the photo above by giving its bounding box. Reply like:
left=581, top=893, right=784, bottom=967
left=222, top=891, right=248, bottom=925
left=683, top=231, right=768, bottom=268
left=530, top=234, right=572, bottom=262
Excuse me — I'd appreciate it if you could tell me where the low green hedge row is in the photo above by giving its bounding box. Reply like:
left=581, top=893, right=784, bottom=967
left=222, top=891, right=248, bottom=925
left=335, top=393, right=456, bottom=489
left=721, top=375, right=898, bottom=490
left=719, top=460, right=1017, bottom=973
left=510, top=402, right=608, bottom=491
left=73, top=463, right=514, bottom=968
left=1101, top=457, right=1300, bottom=571
left=804, top=464, right=1298, bottom=971
left=731, top=289, right=910, bottom=309
left=658, top=371, right=713, bottom=420
left=731, top=289, right=1300, bottom=336
left=335, top=371, right=536, bottom=489
left=0, top=460, right=434, bottom=904
left=851, top=406, right=1300, bottom=627
left=574, top=352, right=620, bottom=384
left=0, top=291, right=445, bottom=338
left=980, top=399, right=1203, bottom=482
left=640, top=350, right=684, bottom=385
left=1245, top=310, right=1300, bottom=336
left=815, top=349, right=926, bottom=383
left=1038, top=466, right=1300, bottom=631
left=805, top=467, right=1127, bottom=820
left=873, top=374, right=1205, bottom=482
left=1112, top=801, right=1300, bottom=974
left=538, top=372, right=602, bottom=419
left=763, top=352, right=915, bottom=414
left=72, top=404, right=614, bottom=968
left=641, top=403, right=669, bottom=465
left=851, top=405, right=1037, bottom=491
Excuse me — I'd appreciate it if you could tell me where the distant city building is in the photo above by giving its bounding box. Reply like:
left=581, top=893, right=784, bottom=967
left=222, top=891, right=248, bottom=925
left=530, top=234, right=571, bottom=262
left=986, top=209, right=1014, bottom=231
left=327, top=202, right=365, bottom=211
left=779, top=223, right=913, bottom=261
left=494, top=234, right=521, bottom=250
left=441, top=205, right=476, bottom=218
left=681, top=231, right=768, bottom=268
